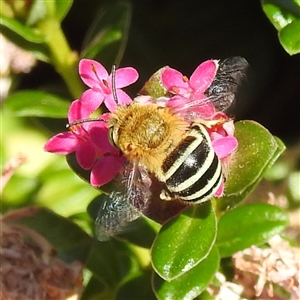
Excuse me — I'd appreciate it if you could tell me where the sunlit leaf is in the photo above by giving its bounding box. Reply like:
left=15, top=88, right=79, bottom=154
left=279, top=19, right=300, bottom=55
left=5, top=90, right=70, bottom=118
left=218, top=121, right=285, bottom=210
left=151, top=202, right=217, bottom=281
left=261, top=0, right=298, bottom=30
left=153, top=246, right=219, bottom=300
left=261, top=0, right=300, bottom=55
left=216, top=203, right=289, bottom=257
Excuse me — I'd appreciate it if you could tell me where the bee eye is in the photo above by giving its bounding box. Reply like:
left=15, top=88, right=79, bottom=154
left=108, top=127, right=118, bottom=148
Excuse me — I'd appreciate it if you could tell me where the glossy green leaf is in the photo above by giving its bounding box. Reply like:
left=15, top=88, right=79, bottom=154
left=81, top=1, right=132, bottom=66
left=261, top=0, right=300, bottom=55
left=2, top=206, right=92, bottom=263
left=5, top=90, right=70, bottom=118
left=0, top=14, right=46, bottom=43
left=151, top=202, right=217, bottom=281
left=218, top=121, right=285, bottom=210
left=279, top=19, right=300, bottom=55
left=216, top=203, right=289, bottom=257
left=261, top=0, right=299, bottom=30
left=153, top=246, right=219, bottom=300
left=199, top=290, right=215, bottom=300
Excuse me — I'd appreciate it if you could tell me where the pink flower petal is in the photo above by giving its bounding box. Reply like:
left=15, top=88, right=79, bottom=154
left=76, top=141, right=96, bottom=169
left=167, top=95, right=188, bottom=109
left=44, top=132, right=78, bottom=154
left=222, top=119, right=235, bottom=136
left=89, top=123, right=119, bottom=154
left=68, top=100, right=90, bottom=123
left=214, top=182, right=224, bottom=197
left=114, top=67, right=139, bottom=88
left=79, top=59, right=108, bottom=89
left=90, top=156, right=124, bottom=186
left=80, top=89, right=104, bottom=112
left=103, top=94, right=118, bottom=112
left=190, top=60, right=217, bottom=92
left=115, top=89, right=133, bottom=106
left=212, top=136, right=238, bottom=159
left=161, top=67, right=189, bottom=91
left=134, top=95, right=153, bottom=105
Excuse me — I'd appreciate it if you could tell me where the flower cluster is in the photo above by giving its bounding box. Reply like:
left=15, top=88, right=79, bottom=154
left=44, top=59, right=238, bottom=196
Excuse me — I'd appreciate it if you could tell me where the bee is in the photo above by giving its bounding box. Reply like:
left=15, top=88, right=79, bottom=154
left=92, top=57, right=248, bottom=240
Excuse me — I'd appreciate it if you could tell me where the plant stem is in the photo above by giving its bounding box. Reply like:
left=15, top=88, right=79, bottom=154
left=38, top=18, right=84, bottom=99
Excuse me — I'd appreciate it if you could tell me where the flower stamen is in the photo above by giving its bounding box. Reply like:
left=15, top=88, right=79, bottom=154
left=182, top=75, right=189, bottom=83
left=171, top=86, right=180, bottom=94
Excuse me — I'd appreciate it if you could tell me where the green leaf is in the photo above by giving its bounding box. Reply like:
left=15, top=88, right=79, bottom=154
left=151, top=202, right=217, bottom=281
left=2, top=206, right=92, bottom=263
left=261, top=0, right=300, bottom=55
left=54, top=0, right=73, bottom=21
left=81, top=1, right=132, bottom=66
left=84, top=239, right=141, bottom=298
left=38, top=166, right=98, bottom=217
left=218, top=121, right=285, bottom=210
left=116, top=269, right=156, bottom=300
left=261, top=0, right=299, bottom=31
left=216, top=203, right=289, bottom=257
left=0, top=14, right=46, bottom=43
left=5, top=90, right=70, bottom=118
left=279, top=19, right=300, bottom=55
left=81, top=275, right=115, bottom=300
left=153, top=246, right=219, bottom=300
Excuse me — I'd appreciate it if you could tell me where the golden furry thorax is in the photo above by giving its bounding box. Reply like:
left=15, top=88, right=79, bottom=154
left=108, top=103, right=189, bottom=177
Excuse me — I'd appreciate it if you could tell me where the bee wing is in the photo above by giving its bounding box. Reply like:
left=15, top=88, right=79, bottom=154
left=95, top=190, right=140, bottom=241
left=204, top=56, right=249, bottom=112
left=125, top=161, right=152, bottom=211
left=172, top=57, right=248, bottom=119
left=95, top=162, right=152, bottom=241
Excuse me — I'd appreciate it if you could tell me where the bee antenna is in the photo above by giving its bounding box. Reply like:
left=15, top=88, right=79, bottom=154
left=66, top=117, right=106, bottom=129
left=111, top=64, right=118, bottom=103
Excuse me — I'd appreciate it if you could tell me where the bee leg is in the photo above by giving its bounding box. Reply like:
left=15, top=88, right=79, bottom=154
left=160, top=189, right=173, bottom=201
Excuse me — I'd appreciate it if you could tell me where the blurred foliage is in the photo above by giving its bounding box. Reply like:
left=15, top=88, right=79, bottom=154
left=1, top=0, right=299, bottom=299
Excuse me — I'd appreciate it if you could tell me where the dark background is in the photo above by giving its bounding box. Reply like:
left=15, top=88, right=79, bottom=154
left=21, top=0, right=300, bottom=144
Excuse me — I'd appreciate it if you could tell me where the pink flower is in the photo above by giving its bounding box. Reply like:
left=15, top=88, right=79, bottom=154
left=161, top=60, right=218, bottom=119
left=44, top=100, right=99, bottom=169
left=45, top=58, right=238, bottom=201
left=206, top=115, right=238, bottom=197
left=44, top=100, right=124, bottom=187
left=79, top=59, right=138, bottom=112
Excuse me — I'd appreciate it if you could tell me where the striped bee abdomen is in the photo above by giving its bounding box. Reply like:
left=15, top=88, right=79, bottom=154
left=162, top=124, right=223, bottom=203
